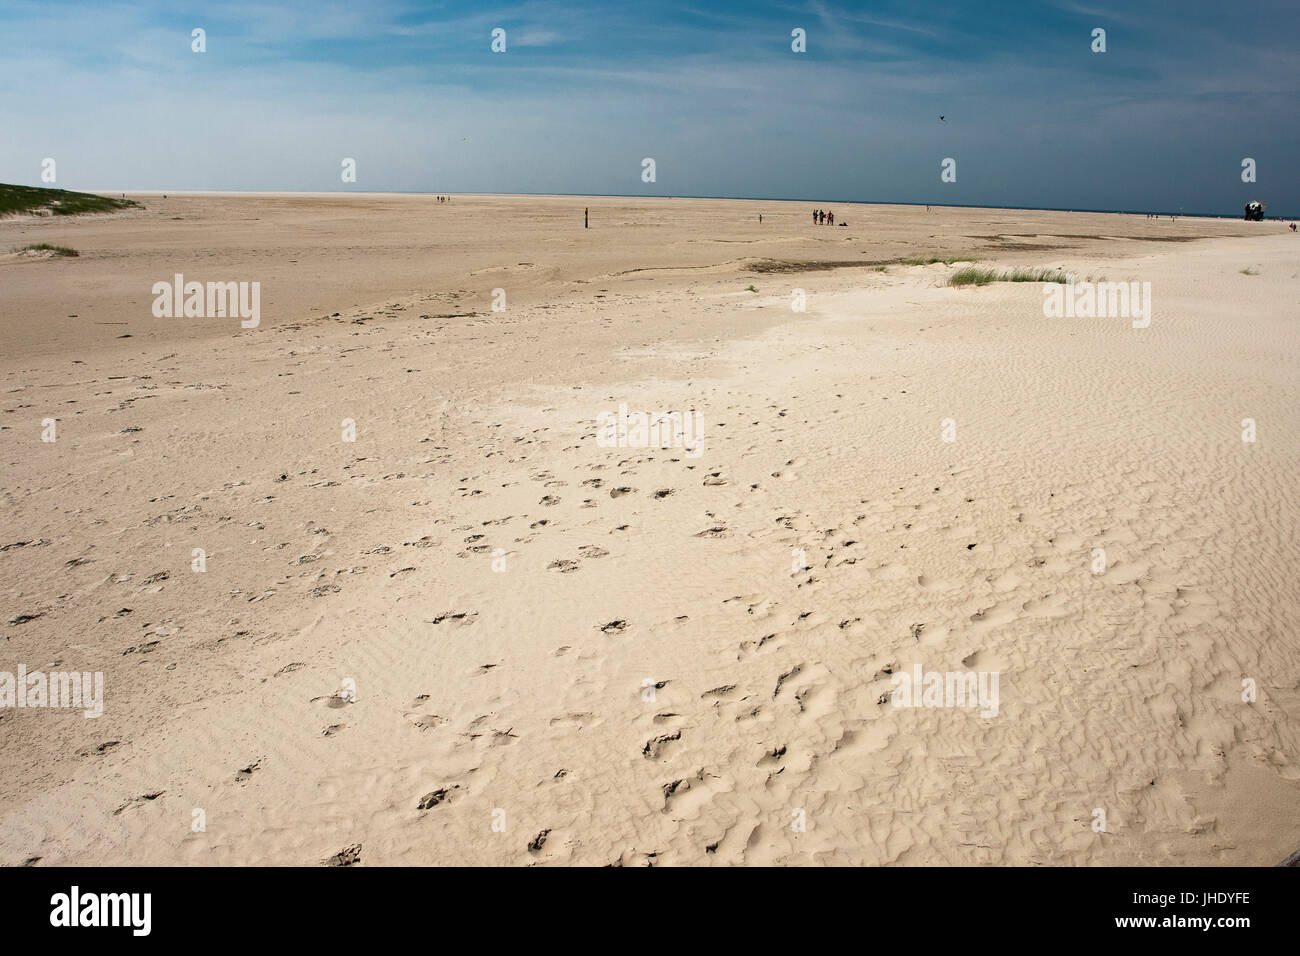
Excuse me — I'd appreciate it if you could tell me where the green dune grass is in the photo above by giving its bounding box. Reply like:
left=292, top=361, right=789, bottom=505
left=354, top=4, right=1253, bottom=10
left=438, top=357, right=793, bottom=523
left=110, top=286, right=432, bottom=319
left=15, top=243, right=79, bottom=257
left=949, top=266, right=1069, bottom=286
left=0, top=183, right=139, bottom=218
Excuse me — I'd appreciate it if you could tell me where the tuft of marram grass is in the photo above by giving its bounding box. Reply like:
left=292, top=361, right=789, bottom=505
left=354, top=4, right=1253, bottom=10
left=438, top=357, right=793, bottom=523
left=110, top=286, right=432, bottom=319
left=949, top=266, right=1067, bottom=287
left=16, top=242, right=79, bottom=257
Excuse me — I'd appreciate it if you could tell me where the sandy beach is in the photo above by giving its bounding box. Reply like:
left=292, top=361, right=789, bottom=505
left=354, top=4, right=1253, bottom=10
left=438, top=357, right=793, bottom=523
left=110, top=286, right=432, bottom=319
left=1, top=193, right=1297, bottom=866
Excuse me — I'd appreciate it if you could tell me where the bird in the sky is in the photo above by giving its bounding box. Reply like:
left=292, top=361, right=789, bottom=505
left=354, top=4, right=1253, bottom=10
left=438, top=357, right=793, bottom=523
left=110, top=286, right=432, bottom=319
left=939, top=115, right=945, bottom=121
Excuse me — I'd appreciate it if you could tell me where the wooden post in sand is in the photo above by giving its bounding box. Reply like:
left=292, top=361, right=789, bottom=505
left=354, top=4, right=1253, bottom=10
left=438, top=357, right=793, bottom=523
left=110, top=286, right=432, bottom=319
left=584, top=207, right=589, bottom=229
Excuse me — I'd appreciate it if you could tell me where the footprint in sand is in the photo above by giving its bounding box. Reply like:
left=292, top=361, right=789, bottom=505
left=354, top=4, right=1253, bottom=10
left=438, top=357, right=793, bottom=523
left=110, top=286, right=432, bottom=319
left=550, top=712, right=599, bottom=730
left=112, top=791, right=164, bottom=815
left=405, top=709, right=446, bottom=731
left=643, top=730, right=681, bottom=760
left=311, top=692, right=355, bottom=709
left=417, top=785, right=461, bottom=810
left=429, top=610, right=478, bottom=626
left=324, top=844, right=362, bottom=867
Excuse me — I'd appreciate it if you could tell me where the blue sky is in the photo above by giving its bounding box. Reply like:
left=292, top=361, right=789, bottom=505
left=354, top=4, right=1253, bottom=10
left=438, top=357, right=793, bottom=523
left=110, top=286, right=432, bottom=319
left=1, top=0, right=1295, bottom=214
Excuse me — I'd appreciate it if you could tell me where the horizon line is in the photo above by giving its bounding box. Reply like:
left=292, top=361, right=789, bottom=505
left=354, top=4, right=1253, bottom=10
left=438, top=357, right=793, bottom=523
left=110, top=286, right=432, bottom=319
left=37, top=187, right=1288, bottom=222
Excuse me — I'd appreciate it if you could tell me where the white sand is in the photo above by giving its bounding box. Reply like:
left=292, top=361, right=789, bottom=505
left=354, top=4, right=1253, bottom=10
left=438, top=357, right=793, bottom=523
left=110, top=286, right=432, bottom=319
left=1, top=194, right=1297, bottom=865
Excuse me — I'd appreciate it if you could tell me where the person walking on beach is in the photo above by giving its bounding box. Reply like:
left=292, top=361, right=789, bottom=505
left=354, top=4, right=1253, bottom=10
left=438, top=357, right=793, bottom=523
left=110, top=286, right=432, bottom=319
left=827, top=210, right=833, bottom=226
left=812, top=209, right=818, bottom=224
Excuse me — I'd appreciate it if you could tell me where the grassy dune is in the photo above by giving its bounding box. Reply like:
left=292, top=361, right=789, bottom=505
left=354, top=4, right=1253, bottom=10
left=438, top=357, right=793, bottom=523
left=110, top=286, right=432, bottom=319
left=0, top=183, right=139, bottom=217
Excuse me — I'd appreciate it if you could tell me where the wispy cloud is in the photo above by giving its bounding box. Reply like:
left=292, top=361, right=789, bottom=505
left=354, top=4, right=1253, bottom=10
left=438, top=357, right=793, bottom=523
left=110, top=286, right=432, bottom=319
left=0, top=0, right=1295, bottom=213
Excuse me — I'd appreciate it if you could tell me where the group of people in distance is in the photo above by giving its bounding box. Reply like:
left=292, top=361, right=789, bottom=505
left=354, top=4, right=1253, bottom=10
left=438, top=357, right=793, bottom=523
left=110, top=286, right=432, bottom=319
left=813, top=208, right=834, bottom=225
left=436, top=195, right=450, bottom=203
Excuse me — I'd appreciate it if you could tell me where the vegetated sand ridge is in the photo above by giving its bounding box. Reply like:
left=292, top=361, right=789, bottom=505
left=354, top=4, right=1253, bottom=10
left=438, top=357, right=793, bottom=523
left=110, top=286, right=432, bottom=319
left=0, top=193, right=1296, bottom=865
